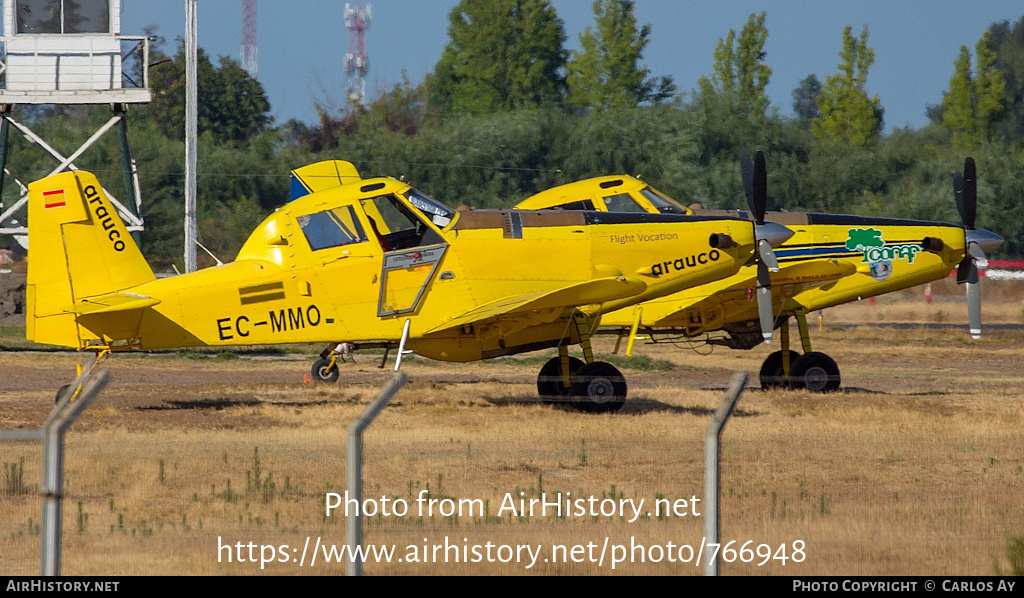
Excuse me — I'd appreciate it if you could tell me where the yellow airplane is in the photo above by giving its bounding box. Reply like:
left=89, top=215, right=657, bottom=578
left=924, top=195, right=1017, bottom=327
left=25, top=160, right=795, bottom=412
left=516, top=153, right=1003, bottom=392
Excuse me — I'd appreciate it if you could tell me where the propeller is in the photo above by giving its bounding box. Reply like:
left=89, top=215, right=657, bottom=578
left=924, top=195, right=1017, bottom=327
left=740, top=149, right=794, bottom=344
left=952, top=157, right=1004, bottom=339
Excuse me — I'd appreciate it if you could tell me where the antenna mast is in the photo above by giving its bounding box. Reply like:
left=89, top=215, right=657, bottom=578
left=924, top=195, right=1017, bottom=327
left=344, top=2, right=371, bottom=105
left=241, top=0, right=258, bottom=78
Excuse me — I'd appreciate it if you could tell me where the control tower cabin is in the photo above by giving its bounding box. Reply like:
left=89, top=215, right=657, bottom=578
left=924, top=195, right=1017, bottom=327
left=0, top=0, right=150, bottom=241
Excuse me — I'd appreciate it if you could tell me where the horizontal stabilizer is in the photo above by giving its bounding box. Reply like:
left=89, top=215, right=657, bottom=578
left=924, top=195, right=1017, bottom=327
left=427, top=276, right=647, bottom=334
left=69, top=292, right=161, bottom=316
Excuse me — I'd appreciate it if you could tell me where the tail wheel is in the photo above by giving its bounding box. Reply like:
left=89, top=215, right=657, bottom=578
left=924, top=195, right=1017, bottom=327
left=569, top=361, right=627, bottom=413
left=759, top=350, right=801, bottom=389
left=310, top=358, right=339, bottom=383
left=537, top=356, right=584, bottom=403
left=789, top=352, right=841, bottom=393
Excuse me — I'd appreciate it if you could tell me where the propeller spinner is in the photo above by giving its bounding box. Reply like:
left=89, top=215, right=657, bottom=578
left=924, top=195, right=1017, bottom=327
left=740, top=149, right=793, bottom=344
left=953, top=157, right=1004, bottom=339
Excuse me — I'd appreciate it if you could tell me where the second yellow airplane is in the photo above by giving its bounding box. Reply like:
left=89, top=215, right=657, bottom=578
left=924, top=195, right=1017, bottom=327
left=516, top=153, right=1003, bottom=392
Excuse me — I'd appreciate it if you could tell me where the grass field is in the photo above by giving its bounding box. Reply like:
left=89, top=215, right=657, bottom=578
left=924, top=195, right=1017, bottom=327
left=1, top=288, right=1023, bottom=576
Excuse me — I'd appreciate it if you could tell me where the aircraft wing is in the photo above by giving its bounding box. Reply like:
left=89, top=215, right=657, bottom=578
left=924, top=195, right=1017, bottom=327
left=68, top=292, right=161, bottom=316
left=644, top=259, right=856, bottom=327
left=424, top=276, right=647, bottom=335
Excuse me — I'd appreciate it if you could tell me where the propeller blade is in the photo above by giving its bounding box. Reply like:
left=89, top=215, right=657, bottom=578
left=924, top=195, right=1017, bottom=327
left=966, top=281, right=981, bottom=339
left=758, top=238, right=780, bottom=273
left=740, top=149, right=755, bottom=214
left=753, top=151, right=767, bottom=225
left=967, top=241, right=987, bottom=262
left=952, top=158, right=996, bottom=340
left=757, top=283, right=774, bottom=344
left=956, top=256, right=979, bottom=285
left=963, top=157, right=977, bottom=230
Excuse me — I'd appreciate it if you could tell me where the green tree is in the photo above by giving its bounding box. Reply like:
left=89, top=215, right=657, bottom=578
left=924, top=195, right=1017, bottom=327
left=987, top=16, right=1024, bottom=144
left=942, top=32, right=1006, bottom=147
left=943, top=46, right=978, bottom=146
left=139, top=41, right=272, bottom=145
left=565, top=0, right=675, bottom=110
left=698, top=12, right=771, bottom=116
left=975, top=30, right=1007, bottom=141
left=813, top=25, right=883, bottom=145
left=792, top=74, right=822, bottom=121
left=428, top=0, right=567, bottom=115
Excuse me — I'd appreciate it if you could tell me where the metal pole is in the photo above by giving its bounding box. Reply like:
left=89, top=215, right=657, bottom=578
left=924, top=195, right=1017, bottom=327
left=114, top=104, right=143, bottom=247
left=41, top=370, right=110, bottom=576
left=184, top=0, right=198, bottom=273
left=0, top=109, right=11, bottom=198
left=347, top=372, right=407, bottom=576
left=704, top=371, right=748, bottom=576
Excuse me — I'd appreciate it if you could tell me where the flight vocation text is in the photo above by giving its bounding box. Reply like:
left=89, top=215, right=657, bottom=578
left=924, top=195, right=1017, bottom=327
left=325, top=490, right=701, bottom=523
left=609, top=232, right=680, bottom=245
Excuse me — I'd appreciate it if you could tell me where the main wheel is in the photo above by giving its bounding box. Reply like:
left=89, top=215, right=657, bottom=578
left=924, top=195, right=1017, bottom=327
left=759, top=350, right=801, bottom=389
left=310, top=358, right=339, bottom=383
left=537, top=356, right=584, bottom=403
left=56, top=384, right=71, bottom=404
left=569, top=362, right=627, bottom=413
left=789, top=352, right=841, bottom=392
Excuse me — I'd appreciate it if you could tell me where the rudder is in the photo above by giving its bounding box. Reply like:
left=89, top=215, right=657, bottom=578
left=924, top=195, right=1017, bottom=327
left=26, top=171, right=154, bottom=347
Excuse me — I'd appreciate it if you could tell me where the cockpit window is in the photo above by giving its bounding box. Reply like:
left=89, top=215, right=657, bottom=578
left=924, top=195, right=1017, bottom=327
left=362, top=194, right=444, bottom=251
left=640, top=187, right=686, bottom=214
left=602, top=193, right=647, bottom=213
left=545, top=200, right=595, bottom=211
left=297, top=206, right=368, bottom=251
left=405, top=188, right=455, bottom=228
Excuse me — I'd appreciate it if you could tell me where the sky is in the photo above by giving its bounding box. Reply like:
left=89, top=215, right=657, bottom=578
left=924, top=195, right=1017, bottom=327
left=107, top=1, right=1024, bottom=132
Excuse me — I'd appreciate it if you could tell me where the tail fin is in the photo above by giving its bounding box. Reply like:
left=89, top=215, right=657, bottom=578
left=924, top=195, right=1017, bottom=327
left=290, top=160, right=361, bottom=201
left=26, top=171, right=155, bottom=347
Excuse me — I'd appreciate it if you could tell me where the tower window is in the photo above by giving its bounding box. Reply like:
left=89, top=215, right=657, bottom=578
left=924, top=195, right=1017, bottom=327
left=16, top=0, right=110, bottom=34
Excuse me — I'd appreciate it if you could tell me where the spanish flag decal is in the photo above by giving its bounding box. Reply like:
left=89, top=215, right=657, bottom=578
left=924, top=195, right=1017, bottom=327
left=43, top=188, right=67, bottom=209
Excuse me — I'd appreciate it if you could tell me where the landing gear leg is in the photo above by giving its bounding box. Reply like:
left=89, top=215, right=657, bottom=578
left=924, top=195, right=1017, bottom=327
left=765, top=311, right=841, bottom=392
left=568, top=311, right=627, bottom=413
left=759, top=318, right=800, bottom=389
left=789, top=310, right=840, bottom=392
left=537, top=345, right=583, bottom=403
left=572, top=311, right=596, bottom=365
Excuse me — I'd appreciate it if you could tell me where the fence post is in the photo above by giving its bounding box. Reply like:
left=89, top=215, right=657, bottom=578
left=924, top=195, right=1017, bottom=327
left=41, top=369, right=110, bottom=576
left=347, top=372, right=407, bottom=576
left=704, top=371, right=747, bottom=576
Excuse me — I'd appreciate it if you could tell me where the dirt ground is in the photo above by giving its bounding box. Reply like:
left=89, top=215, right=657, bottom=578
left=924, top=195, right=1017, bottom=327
left=1, top=307, right=1023, bottom=576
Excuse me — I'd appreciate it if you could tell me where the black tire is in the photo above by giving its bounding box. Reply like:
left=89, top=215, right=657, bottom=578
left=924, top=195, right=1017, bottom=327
left=56, top=384, right=71, bottom=403
left=759, top=350, right=801, bottom=389
left=310, top=358, right=339, bottom=383
left=537, top=356, right=584, bottom=403
left=569, top=362, right=627, bottom=413
left=789, top=352, right=841, bottom=393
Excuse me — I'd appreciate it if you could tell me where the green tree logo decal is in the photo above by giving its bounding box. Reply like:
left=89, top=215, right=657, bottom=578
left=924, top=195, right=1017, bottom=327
left=846, top=228, right=884, bottom=252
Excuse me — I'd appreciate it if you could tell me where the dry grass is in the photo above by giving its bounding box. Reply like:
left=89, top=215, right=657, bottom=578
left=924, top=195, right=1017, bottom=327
left=1, top=288, right=1023, bottom=575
